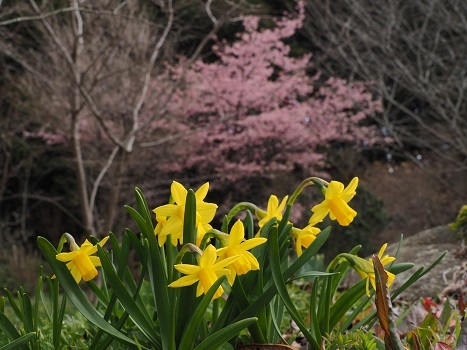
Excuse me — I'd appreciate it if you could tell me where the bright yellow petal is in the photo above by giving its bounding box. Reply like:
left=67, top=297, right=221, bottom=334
left=154, top=204, right=178, bottom=217
left=310, top=202, right=329, bottom=223
left=381, top=256, right=396, bottom=266
left=169, top=275, right=199, bottom=288
left=160, top=216, right=183, bottom=237
left=89, top=256, right=102, bottom=267
left=171, top=181, right=187, bottom=205
left=229, top=220, right=245, bottom=246
left=387, top=271, right=396, bottom=287
left=56, top=251, right=79, bottom=262
left=300, top=234, right=316, bottom=249
left=197, top=202, right=217, bottom=223
left=196, top=281, right=204, bottom=297
left=212, top=255, right=241, bottom=271
left=377, top=243, right=388, bottom=258
left=277, top=195, right=289, bottom=213
left=68, top=263, right=82, bottom=283
left=243, top=251, right=260, bottom=270
left=327, top=197, right=357, bottom=226
left=75, top=253, right=99, bottom=281
left=267, top=195, right=279, bottom=214
left=340, top=177, right=358, bottom=202
left=226, top=266, right=237, bottom=285
left=98, top=236, right=109, bottom=247
left=199, top=245, right=217, bottom=268
left=295, top=238, right=303, bottom=256
left=239, top=237, right=267, bottom=251
left=195, top=182, right=210, bottom=201
left=174, top=264, right=200, bottom=275
left=326, top=181, right=344, bottom=199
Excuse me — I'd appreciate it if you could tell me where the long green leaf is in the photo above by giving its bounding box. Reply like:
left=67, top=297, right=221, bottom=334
left=97, top=245, right=160, bottom=346
left=0, top=332, right=36, bottom=350
left=230, top=227, right=330, bottom=325
left=3, top=289, right=21, bottom=321
left=194, top=318, right=258, bottom=350
left=179, top=276, right=226, bottom=349
left=269, top=226, right=320, bottom=350
left=37, top=236, right=138, bottom=348
left=133, top=188, right=173, bottom=350
left=20, top=293, right=33, bottom=333
left=0, top=312, right=21, bottom=341
left=177, top=190, right=198, bottom=345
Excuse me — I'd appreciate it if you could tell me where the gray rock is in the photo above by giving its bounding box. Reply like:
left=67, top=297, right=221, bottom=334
left=385, top=225, right=464, bottom=301
left=344, top=225, right=465, bottom=301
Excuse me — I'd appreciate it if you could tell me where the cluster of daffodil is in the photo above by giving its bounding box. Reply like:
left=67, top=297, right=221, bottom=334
left=27, top=176, right=437, bottom=350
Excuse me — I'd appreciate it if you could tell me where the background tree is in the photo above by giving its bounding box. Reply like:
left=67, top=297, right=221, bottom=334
left=302, top=0, right=467, bottom=169
left=146, top=1, right=384, bottom=212
left=0, top=0, right=247, bottom=240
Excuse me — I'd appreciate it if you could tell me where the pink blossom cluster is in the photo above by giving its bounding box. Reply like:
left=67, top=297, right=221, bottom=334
left=152, top=0, right=384, bottom=186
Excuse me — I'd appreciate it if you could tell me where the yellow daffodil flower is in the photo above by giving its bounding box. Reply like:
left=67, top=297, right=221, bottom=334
left=309, top=177, right=358, bottom=226
left=56, top=236, right=109, bottom=283
left=216, top=220, right=267, bottom=285
left=169, top=244, right=240, bottom=299
left=257, top=194, right=289, bottom=229
left=153, top=181, right=217, bottom=246
left=291, top=224, right=321, bottom=257
left=353, top=243, right=396, bottom=296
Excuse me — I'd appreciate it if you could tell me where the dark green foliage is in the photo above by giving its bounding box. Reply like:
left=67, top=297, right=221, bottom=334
left=324, top=329, right=384, bottom=350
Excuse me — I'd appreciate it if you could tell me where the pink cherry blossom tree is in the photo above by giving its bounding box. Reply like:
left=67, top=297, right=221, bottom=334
left=146, top=0, right=384, bottom=198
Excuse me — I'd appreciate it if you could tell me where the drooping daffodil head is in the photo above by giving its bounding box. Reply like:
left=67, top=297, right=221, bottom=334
left=351, top=243, right=396, bottom=296
left=217, top=220, right=267, bottom=285
left=291, top=223, right=321, bottom=257
left=257, top=194, right=289, bottom=230
left=56, top=235, right=109, bottom=283
left=169, top=244, right=240, bottom=299
left=309, top=177, right=358, bottom=226
left=153, top=181, right=217, bottom=246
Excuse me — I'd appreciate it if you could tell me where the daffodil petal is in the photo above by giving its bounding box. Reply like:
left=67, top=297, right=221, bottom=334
left=267, top=195, right=279, bottom=214
left=226, top=266, right=236, bottom=285
left=197, top=202, right=217, bottom=223
left=196, top=282, right=204, bottom=297
left=98, top=236, right=109, bottom=247
left=212, top=255, right=241, bottom=270
left=56, top=251, right=79, bottom=262
left=169, top=274, right=199, bottom=288
left=174, top=264, right=201, bottom=275
left=277, top=195, right=289, bottom=212
left=239, top=237, right=267, bottom=251
left=154, top=204, right=178, bottom=217
left=89, top=256, right=102, bottom=267
left=199, top=245, right=217, bottom=268
left=171, top=181, right=187, bottom=205
left=326, top=181, right=345, bottom=199
left=340, top=177, right=358, bottom=202
left=195, top=182, right=210, bottom=201
left=229, top=221, right=245, bottom=246
left=68, top=263, right=82, bottom=283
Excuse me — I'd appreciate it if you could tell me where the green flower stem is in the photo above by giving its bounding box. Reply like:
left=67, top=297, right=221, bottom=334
left=166, top=235, right=173, bottom=283
left=173, top=243, right=203, bottom=265
left=288, top=177, right=328, bottom=205
left=199, top=229, right=230, bottom=248
left=225, top=202, right=260, bottom=225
